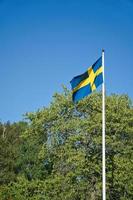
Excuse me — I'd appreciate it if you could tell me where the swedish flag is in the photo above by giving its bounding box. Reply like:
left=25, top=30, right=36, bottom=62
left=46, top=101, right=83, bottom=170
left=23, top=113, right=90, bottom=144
left=70, top=57, right=103, bottom=102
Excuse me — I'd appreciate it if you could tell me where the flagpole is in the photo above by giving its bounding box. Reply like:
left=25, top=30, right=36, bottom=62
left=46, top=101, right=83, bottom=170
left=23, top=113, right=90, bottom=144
left=102, top=49, right=106, bottom=200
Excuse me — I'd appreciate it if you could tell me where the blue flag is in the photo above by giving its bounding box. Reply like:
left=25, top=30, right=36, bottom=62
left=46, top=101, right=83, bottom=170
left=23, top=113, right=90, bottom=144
left=70, top=57, right=103, bottom=102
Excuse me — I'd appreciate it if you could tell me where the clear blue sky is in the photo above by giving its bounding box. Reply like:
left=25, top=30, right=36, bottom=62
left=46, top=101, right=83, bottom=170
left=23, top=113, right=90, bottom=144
left=0, top=0, right=133, bottom=122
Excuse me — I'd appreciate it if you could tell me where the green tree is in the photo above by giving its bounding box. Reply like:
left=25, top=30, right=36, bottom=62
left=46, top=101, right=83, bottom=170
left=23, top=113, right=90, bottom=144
left=0, top=121, right=27, bottom=184
left=0, top=89, right=132, bottom=200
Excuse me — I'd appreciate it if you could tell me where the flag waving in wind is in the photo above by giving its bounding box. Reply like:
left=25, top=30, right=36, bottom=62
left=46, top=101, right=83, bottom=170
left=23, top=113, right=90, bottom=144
left=70, top=57, right=103, bottom=102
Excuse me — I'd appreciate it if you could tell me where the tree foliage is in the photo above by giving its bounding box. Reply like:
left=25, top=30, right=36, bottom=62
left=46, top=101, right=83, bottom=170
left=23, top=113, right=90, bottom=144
left=0, top=89, right=133, bottom=200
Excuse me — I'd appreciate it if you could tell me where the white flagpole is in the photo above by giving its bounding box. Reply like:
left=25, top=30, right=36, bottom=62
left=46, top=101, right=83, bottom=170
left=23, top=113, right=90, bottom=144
left=102, top=49, right=106, bottom=200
